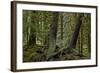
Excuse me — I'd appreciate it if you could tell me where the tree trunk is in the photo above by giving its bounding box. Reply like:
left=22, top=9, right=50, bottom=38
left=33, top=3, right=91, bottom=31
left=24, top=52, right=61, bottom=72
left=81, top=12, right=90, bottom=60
left=46, top=12, right=59, bottom=60
left=28, top=11, right=36, bottom=47
left=67, top=15, right=83, bottom=49
left=79, top=26, right=83, bottom=56
left=26, top=11, right=31, bottom=47
left=61, top=14, right=63, bottom=41
left=47, top=14, right=83, bottom=58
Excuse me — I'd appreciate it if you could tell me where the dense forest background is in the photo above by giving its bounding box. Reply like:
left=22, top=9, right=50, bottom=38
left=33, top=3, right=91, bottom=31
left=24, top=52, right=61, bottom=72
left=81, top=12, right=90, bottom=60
left=23, top=10, right=91, bottom=62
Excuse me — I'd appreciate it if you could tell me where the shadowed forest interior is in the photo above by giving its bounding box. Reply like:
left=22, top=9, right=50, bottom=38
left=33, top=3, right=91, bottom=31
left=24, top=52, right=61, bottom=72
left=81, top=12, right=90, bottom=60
left=23, top=10, right=91, bottom=62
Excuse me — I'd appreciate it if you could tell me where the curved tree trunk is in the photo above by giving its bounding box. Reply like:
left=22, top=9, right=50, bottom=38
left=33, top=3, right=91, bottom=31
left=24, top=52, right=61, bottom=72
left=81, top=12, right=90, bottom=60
left=46, top=12, right=59, bottom=60
left=67, top=15, right=83, bottom=49
left=48, top=14, right=83, bottom=58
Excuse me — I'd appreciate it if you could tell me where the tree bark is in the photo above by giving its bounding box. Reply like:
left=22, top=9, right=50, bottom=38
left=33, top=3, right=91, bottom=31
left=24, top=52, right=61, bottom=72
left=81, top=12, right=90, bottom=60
left=61, top=14, right=63, bottom=41
left=46, top=12, right=59, bottom=60
left=47, top=14, right=83, bottom=58
left=67, top=15, right=83, bottom=49
left=79, top=26, right=83, bottom=56
left=28, top=11, right=36, bottom=47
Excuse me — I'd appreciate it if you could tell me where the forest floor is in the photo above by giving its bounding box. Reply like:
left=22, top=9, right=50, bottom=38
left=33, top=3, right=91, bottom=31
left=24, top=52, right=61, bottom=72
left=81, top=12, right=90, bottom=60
left=23, top=45, right=90, bottom=62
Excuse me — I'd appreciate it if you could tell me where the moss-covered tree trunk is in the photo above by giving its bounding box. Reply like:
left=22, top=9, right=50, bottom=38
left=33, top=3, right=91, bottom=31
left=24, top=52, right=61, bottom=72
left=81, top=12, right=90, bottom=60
left=46, top=12, right=59, bottom=60
left=67, top=15, right=83, bottom=49
left=28, top=11, right=36, bottom=48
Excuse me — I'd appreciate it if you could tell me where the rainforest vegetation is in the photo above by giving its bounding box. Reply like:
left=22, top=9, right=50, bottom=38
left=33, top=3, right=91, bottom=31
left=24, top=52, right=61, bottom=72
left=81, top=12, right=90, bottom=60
left=23, top=10, right=91, bottom=62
